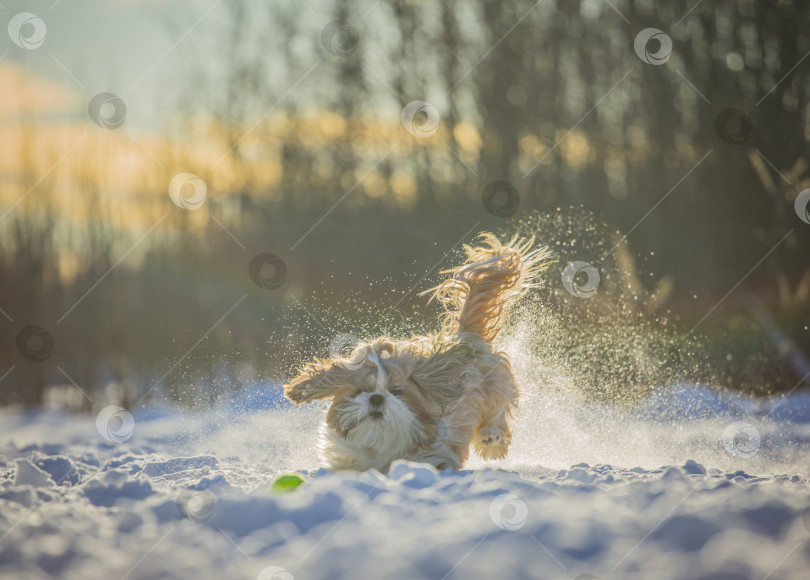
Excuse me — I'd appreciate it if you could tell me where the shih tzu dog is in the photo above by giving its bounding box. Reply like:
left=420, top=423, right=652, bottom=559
left=284, top=232, right=552, bottom=471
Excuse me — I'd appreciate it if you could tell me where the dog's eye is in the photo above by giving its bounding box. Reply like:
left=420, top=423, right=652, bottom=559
left=390, top=383, right=403, bottom=396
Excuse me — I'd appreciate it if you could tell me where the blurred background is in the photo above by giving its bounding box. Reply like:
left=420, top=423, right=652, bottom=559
left=0, top=0, right=808, bottom=411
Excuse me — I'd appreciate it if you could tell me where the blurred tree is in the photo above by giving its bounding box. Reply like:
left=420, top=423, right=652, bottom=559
left=2, top=0, right=809, bottom=407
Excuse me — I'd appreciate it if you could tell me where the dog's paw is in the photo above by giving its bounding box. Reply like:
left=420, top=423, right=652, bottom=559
left=477, top=426, right=507, bottom=447
left=474, top=426, right=511, bottom=460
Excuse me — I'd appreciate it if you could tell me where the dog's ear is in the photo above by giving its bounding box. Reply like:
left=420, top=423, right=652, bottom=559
left=284, top=359, right=349, bottom=404
left=410, top=342, right=473, bottom=409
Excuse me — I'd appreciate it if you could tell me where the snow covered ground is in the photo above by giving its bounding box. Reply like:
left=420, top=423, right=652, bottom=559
left=2, top=382, right=810, bottom=580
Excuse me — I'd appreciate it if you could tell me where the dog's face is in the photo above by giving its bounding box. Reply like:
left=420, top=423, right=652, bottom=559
left=285, top=338, right=470, bottom=456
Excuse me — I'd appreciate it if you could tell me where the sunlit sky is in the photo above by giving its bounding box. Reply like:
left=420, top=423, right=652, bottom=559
left=1, top=0, right=458, bottom=131
left=2, top=0, right=224, bottom=130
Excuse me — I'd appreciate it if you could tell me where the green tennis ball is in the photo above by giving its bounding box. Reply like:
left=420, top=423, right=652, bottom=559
left=271, top=474, right=305, bottom=493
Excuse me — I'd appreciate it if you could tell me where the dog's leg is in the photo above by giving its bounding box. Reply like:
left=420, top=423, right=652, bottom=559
left=415, top=443, right=465, bottom=471
left=472, top=362, right=517, bottom=460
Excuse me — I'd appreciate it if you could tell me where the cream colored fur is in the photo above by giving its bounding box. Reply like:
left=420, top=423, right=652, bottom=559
left=284, top=232, right=553, bottom=471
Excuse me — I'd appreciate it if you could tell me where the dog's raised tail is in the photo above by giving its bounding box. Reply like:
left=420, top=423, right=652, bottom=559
left=422, top=232, right=554, bottom=343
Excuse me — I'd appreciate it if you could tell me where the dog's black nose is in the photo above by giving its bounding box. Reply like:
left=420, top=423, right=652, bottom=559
left=369, top=393, right=385, bottom=407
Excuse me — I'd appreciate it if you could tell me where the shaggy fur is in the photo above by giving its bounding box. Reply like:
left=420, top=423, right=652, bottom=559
left=284, top=232, right=553, bottom=471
